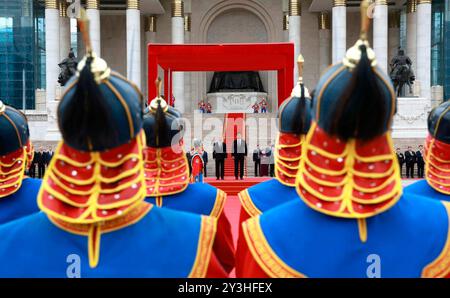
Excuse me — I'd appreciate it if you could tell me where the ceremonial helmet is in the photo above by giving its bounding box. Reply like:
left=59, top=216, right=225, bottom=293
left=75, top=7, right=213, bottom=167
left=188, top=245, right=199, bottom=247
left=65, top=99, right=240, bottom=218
left=142, top=79, right=189, bottom=197
left=296, top=0, right=401, bottom=219
left=275, top=54, right=312, bottom=186
left=0, top=101, right=34, bottom=198
left=37, top=10, right=147, bottom=267
left=424, top=100, right=450, bottom=194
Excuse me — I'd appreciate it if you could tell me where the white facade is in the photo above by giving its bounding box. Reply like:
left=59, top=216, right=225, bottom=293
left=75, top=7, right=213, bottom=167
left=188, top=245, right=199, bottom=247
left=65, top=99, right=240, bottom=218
left=32, top=0, right=435, bottom=144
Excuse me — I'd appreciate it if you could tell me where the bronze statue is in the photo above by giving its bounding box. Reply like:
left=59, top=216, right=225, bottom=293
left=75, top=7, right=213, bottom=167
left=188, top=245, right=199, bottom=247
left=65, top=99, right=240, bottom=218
left=390, top=48, right=415, bottom=97
left=58, top=48, right=78, bottom=86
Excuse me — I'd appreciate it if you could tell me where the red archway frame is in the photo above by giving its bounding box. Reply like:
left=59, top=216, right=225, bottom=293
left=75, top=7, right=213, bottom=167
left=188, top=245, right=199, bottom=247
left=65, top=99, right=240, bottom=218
left=147, top=43, right=294, bottom=107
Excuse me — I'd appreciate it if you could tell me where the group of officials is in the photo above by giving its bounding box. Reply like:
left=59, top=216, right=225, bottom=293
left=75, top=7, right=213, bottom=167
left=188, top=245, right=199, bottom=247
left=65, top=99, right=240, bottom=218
left=396, top=145, right=425, bottom=178
left=0, top=2, right=449, bottom=278
left=28, top=147, right=53, bottom=179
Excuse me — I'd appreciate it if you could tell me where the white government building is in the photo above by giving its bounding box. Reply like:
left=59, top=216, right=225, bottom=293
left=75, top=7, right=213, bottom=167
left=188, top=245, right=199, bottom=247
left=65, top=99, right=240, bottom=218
left=1, top=0, right=447, bottom=150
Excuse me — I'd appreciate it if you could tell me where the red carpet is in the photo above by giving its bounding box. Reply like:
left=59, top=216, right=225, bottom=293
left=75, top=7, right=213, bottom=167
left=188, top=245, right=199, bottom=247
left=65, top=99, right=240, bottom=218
left=205, top=177, right=270, bottom=195
left=223, top=113, right=247, bottom=177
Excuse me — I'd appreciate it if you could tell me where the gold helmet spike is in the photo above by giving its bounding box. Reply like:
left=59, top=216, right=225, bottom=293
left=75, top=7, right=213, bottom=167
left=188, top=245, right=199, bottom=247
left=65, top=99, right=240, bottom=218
left=76, top=8, right=110, bottom=83
left=297, top=54, right=304, bottom=84
left=291, top=54, right=310, bottom=98
left=342, top=0, right=377, bottom=68
left=149, top=78, right=169, bottom=113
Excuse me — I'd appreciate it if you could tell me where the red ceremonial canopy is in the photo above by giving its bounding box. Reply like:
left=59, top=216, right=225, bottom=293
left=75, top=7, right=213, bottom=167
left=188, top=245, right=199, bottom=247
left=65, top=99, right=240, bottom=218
left=147, top=43, right=295, bottom=107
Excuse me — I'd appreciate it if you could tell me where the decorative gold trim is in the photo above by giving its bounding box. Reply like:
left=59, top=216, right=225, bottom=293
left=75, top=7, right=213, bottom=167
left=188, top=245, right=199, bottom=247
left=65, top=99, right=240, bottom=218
left=45, top=0, right=58, bottom=9
left=388, top=11, right=400, bottom=28
left=243, top=217, right=306, bottom=277
left=210, top=189, right=227, bottom=218
left=283, top=14, right=289, bottom=31
left=288, top=0, right=301, bottom=16
left=422, top=202, right=450, bottom=277
left=49, top=202, right=153, bottom=268
left=357, top=218, right=368, bottom=243
left=318, top=11, right=330, bottom=30
left=59, top=0, right=68, bottom=17
left=127, top=0, right=140, bottom=10
left=238, top=189, right=262, bottom=217
left=333, top=0, right=346, bottom=7
left=417, top=0, right=432, bottom=4
left=86, top=0, right=99, bottom=10
left=189, top=216, right=217, bottom=278
left=184, top=14, right=191, bottom=32
left=171, top=0, right=184, bottom=18
left=145, top=15, right=157, bottom=33
left=407, top=0, right=417, bottom=13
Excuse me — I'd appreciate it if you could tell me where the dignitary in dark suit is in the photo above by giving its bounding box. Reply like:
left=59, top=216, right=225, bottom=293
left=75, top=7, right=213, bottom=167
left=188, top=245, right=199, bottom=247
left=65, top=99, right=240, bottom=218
left=186, top=147, right=193, bottom=175
left=416, top=145, right=425, bottom=178
left=232, top=133, right=247, bottom=180
left=269, top=144, right=275, bottom=177
left=252, top=145, right=261, bottom=177
left=213, top=138, right=227, bottom=180
left=405, top=146, right=416, bottom=178
left=202, top=146, right=208, bottom=177
left=36, top=147, right=46, bottom=179
left=396, top=148, right=405, bottom=178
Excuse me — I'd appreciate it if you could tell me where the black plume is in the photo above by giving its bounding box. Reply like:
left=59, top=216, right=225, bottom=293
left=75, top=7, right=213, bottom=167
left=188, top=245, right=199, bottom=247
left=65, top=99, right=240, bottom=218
left=328, top=45, right=387, bottom=141
left=154, top=100, right=167, bottom=147
left=59, top=57, right=117, bottom=150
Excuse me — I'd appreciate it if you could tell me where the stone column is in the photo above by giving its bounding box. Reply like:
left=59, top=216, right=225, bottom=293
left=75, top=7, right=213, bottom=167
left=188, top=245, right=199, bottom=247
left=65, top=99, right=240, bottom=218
left=388, top=11, right=400, bottom=66
left=416, top=0, right=432, bottom=99
left=406, top=0, right=417, bottom=74
left=184, top=13, right=192, bottom=112
left=288, top=0, right=301, bottom=81
left=332, top=0, right=346, bottom=64
left=45, top=0, right=60, bottom=139
left=283, top=14, right=289, bottom=42
left=373, top=0, right=388, bottom=73
left=318, top=11, right=331, bottom=74
left=59, top=0, right=71, bottom=61
left=172, top=0, right=185, bottom=112
left=86, top=0, right=101, bottom=56
left=145, top=15, right=157, bottom=100
left=45, top=0, right=59, bottom=103
left=127, top=0, right=141, bottom=88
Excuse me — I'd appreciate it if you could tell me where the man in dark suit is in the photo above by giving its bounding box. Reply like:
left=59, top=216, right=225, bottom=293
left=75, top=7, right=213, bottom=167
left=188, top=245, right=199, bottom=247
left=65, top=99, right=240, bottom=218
left=416, top=145, right=425, bottom=178
left=213, top=138, right=227, bottom=180
left=404, top=146, right=416, bottom=178
left=36, top=147, right=46, bottom=179
left=186, top=147, right=193, bottom=176
left=252, top=145, right=261, bottom=177
left=29, top=149, right=38, bottom=178
left=202, top=146, right=208, bottom=177
left=396, top=148, right=405, bottom=178
left=232, top=133, right=247, bottom=180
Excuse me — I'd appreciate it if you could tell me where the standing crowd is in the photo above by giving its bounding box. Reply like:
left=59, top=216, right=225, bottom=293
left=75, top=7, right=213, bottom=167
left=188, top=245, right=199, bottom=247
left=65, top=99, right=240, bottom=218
left=27, top=146, right=54, bottom=179
left=396, top=145, right=425, bottom=178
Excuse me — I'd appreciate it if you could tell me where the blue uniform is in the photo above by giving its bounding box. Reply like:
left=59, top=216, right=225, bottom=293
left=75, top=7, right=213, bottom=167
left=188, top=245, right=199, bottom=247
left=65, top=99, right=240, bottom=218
left=404, top=180, right=449, bottom=202
left=239, top=179, right=298, bottom=219
left=0, top=178, right=41, bottom=225
left=145, top=183, right=225, bottom=216
left=240, top=194, right=450, bottom=277
left=0, top=204, right=217, bottom=277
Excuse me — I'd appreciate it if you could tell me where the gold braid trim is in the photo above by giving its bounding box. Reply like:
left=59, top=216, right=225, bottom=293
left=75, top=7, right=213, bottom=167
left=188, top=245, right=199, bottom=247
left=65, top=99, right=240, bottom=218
left=242, top=216, right=306, bottom=277
left=189, top=216, right=217, bottom=278
left=210, top=189, right=227, bottom=218
left=421, top=201, right=450, bottom=278
left=238, top=189, right=262, bottom=217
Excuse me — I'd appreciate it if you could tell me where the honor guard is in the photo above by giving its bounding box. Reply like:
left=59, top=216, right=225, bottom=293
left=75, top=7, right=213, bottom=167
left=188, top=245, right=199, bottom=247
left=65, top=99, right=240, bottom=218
left=404, top=100, right=450, bottom=201
left=0, top=11, right=226, bottom=278
left=238, top=54, right=312, bottom=225
left=143, top=81, right=235, bottom=274
left=0, top=101, right=40, bottom=225
left=236, top=1, right=450, bottom=278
